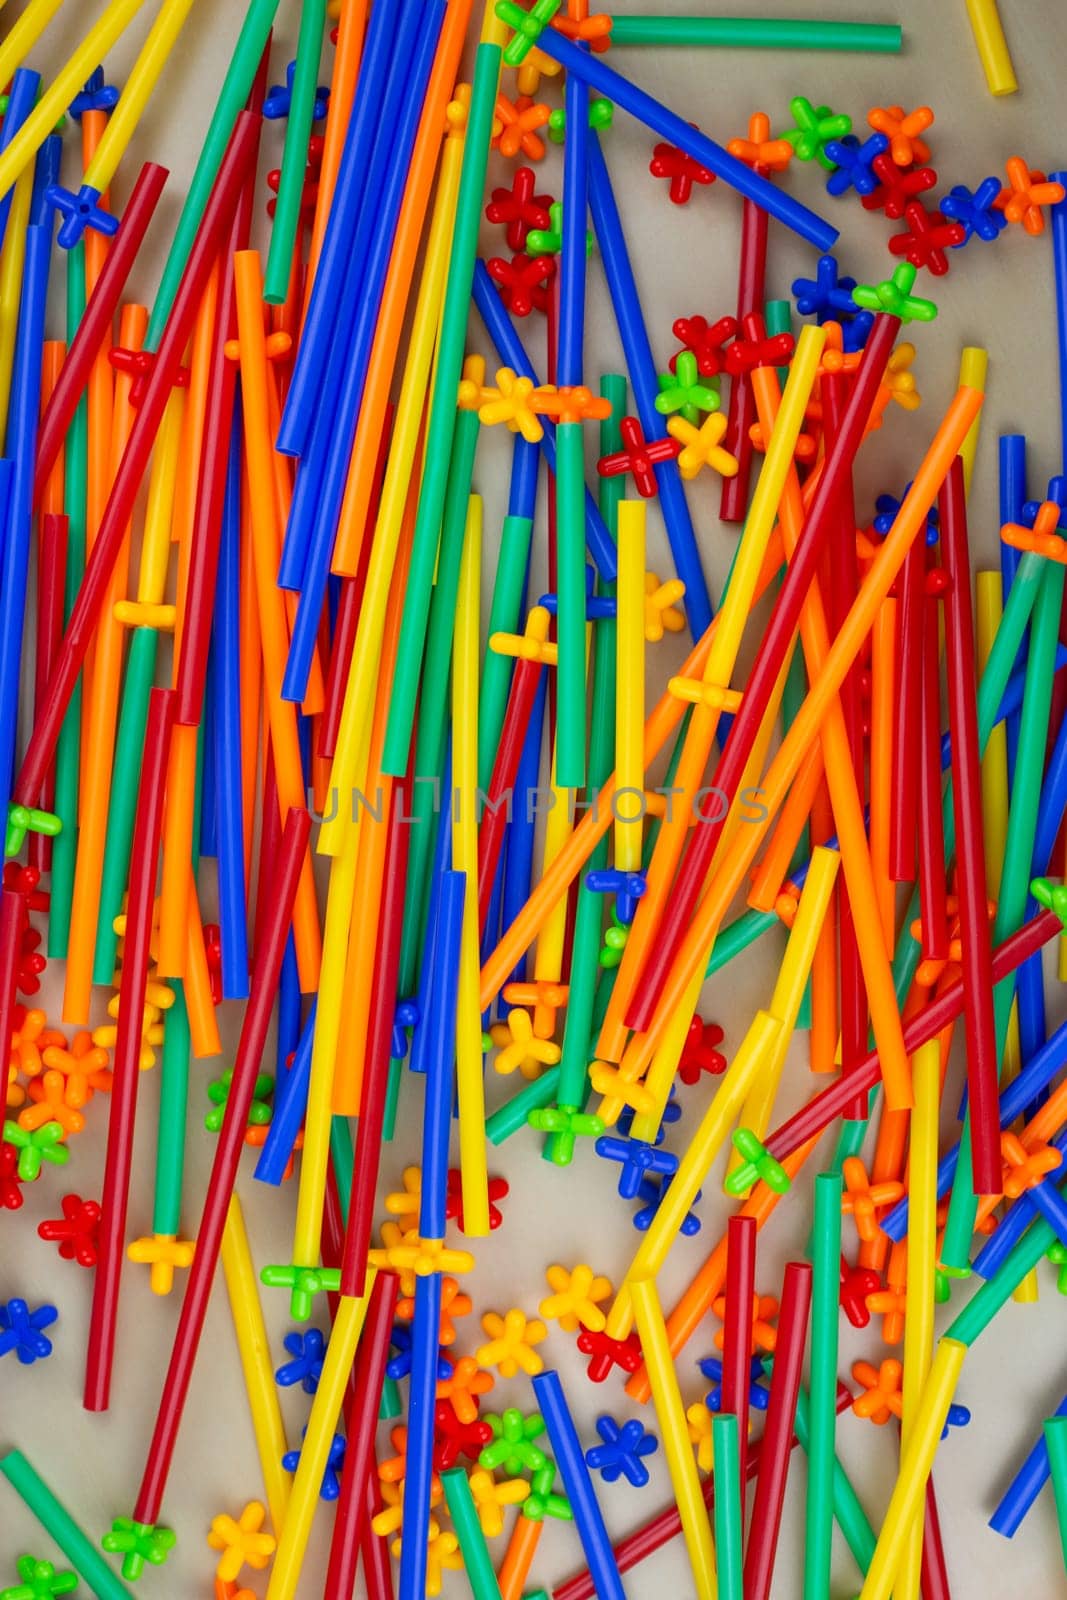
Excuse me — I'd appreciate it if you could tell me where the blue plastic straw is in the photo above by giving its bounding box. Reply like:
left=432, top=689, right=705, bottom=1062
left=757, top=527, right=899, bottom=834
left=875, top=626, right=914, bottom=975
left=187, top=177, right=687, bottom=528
left=213, top=420, right=249, bottom=998
left=0, top=70, right=41, bottom=256
left=1051, top=177, right=1067, bottom=471
left=277, top=933, right=301, bottom=1078
left=972, top=1131, right=1067, bottom=1279
left=418, top=870, right=466, bottom=1241
left=991, top=1392, right=1067, bottom=1537
left=558, top=67, right=588, bottom=386
left=533, top=1369, right=627, bottom=1600
left=280, top=3, right=443, bottom=697
left=587, top=135, right=712, bottom=638
left=472, top=261, right=616, bottom=577
left=533, top=27, right=838, bottom=251
left=253, top=1000, right=317, bottom=1185
left=509, top=432, right=540, bottom=521
left=277, top=0, right=402, bottom=461
left=398, top=1270, right=443, bottom=1600
left=999, top=434, right=1027, bottom=780
left=199, top=653, right=218, bottom=858
left=0, top=219, right=52, bottom=827
left=409, top=760, right=454, bottom=1077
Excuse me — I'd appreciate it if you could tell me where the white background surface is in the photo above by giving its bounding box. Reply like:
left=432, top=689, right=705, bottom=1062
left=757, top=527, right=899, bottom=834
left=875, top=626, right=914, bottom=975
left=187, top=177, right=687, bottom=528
left=4, top=0, right=1067, bottom=1596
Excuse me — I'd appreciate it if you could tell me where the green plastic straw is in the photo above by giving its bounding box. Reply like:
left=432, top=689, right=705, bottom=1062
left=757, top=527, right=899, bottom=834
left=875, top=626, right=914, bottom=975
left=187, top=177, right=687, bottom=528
left=153, top=983, right=190, bottom=1236
left=146, top=0, right=282, bottom=347
left=1045, top=1418, right=1067, bottom=1569
left=479, top=513, right=535, bottom=791
left=551, top=377, right=625, bottom=1136
left=608, top=16, right=903, bottom=52
left=805, top=1171, right=842, bottom=1600
left=94, top=626, right=160, bottom=982
left=597, top=373, right=628, bottom=532
left=264, top=0, right=326, bottom=303
left=48, top=243, right=88, bottom=959
left=383, top=39, right=502, bottom=773
left=488, top=1065, right=562, bottom=1144
left=793, top=1388, right=876, bottom=1573
left=0, top=1449, right=134, bottom=1600
left=555, top=419, right=589, bottom=787
left=330, top=1114, right=354, bottom=1222
left=942, top=559, right=1065, bottom=1271
left=442, top=1468, right=503, bottom=1600
left=380, top=1374, right=402, bottom=1419
left=947, top=1214, right=1054, bottom=1345
left=712, top=1415, right=743, bottom=1600
left=397, top=408, right=481, bottom=997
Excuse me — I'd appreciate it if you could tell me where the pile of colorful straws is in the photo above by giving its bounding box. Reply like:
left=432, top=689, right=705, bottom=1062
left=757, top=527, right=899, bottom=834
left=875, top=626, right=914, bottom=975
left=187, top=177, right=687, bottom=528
left=3, top=0, right=1067, bottom=1596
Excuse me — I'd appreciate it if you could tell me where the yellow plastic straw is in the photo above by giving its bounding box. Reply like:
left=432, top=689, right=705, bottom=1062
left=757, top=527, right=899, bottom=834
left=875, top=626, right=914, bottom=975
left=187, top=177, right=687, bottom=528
left=0, top=0, right=150, bottom=199
left=630, top=1275, right=717, bottom=1600
left=609, top=1010, right=782, bottom=1340
left=0, top=162, right=33, bottom=442
left=0, top=0, right=65, bottom=101
left=615, top=500, right=646, bottom=872
left=732, top=846, right=842, bottom=1181
left=533, top=752, right=579, bottom=985
left=453, top=495, right=491, bottom=1237
left=957, top=347, right=988, bottom=497
left=963, top=0, right=1017, bottom=94
left=83, top=0, right=201, bottom=195
left=897, top=1038, right=940, bottom=1599
left=320, top=128, right=463, bottom=859
left=859, top=1339, right=967, bottom=1600
left=265, top=1286, right=373, bottom=1600
left=220, top=1196, right=291, bottom=1536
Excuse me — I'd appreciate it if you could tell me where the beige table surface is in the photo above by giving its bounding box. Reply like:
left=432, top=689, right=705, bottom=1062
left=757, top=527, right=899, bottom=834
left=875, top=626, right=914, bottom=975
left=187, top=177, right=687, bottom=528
left=3, top=0, right=1067, bottom=1595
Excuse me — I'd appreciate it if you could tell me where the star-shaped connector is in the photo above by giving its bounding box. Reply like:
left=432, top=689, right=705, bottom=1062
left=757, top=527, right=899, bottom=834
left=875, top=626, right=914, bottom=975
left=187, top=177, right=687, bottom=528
left=489, top=1007, right=560, bottom=1079
left=206, top=1501, right=276, bottom=1584
left=2, top=1121, right=69, bottom=1182
left=539, top=1263, right=613, bottom=1332
left=527, top=1103, right=604, bottom=1164
left=260, top=1263, right=343, bottom=1321
left=851, top=262, right=938, bottom=323
left=666, top=412, right=738, bottom=480
left=101, top=1519, right=176, bottom=1581
left=781, top=97, right=852, bottom=169
left=477, top=1308, right=548, bottom=1377
left=478, top=1408, right=548, bottom=1475
left=655, top=350, right=721, bottom=422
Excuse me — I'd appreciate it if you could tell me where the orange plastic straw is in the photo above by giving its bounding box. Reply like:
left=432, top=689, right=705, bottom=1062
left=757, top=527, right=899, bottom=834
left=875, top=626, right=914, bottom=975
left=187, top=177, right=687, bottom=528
left=182, top=862, right=222, bottom=1058
left=303, top=0, right=369, bottom=306
left=238, top=474, right=261, bottom=883
left=626, top=1136, right=819, bottom=1405
left=64, top=302, right=146, bottom=1023
left=330, top=0, right=476, bottom=575
left=478, top=529, right=785, bottom=1009
left=615, top=386, right=983, bottom=1100
left=330, top=447, right=423, bottom=1114
left=498, top=1514, right=542, bottom=1600
left=748, top=737, right=823, bottom=913
left=233, top=248, right=322, bottom=991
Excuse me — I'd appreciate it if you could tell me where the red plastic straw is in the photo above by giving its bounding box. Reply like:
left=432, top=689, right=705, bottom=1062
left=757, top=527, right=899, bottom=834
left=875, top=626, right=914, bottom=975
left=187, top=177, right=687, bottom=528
left=477, top=657, right=542, bottom=928
left=324, top=1271, right=401, bottom=1599
left=554, top=1385, right=852, bottom=1600
left=940, top=454, right=999, bottom=1195
left=340, top=757, right=413, bottom=1297
left=824, top=369, right=868, bottom=1115
left=361, top=1460, right=396, bottom=1600
left=32, top=164, right=169, bottom=507
left=133, top=806, right=310, bottom=1524
left=251, top=749, right=281, bottom=966
left=29, top=513, right=67, bottom=874
left=84, top=688, right=176, bottom=1412
left=0, top=889, right=24, bottom=1076
left=921, top=1474, right=953, bottom=1600
left=722, top=1214, right=756, bottom=1508
left=627, top=312, right=901, bottom=1030
left=719, top=189, right=768, bottom=523
left=917, top=586, right=949, bottom=961
left=14, top=114, right=259, bottom=809
left=889, top=532, right=924, bottom=882
left=743, top=1260, right=813, bottom=1600
left=765, top=908, right=1061, bottom=1163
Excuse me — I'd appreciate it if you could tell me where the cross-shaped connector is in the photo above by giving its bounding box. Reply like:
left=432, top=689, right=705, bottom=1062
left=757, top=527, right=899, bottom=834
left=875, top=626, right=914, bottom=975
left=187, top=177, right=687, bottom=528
left=889, top=200, right=965, bottom=276
left=45, top=183, right=120, bottom=251
left=486, top=166, right=553, bottom=251
left=478, top=1408, right=548, bottom=1474
left=0, top=1555, right=78, bottom=1599
left=678, top=1017, right=726, bottom=1085
left=841, top=1156, right=906, bottom=1243
left=497, top=0, right=564, bottom=65
left=666, top=673, right=743, bottom=713
left=698, top=1352, right=770, bottom=1413
left=489, top=1006, right=561, bottom=1078
left=263, top=60, right=330, bottom=121
left=792, top=253, right=862, bottom=322
left=851, top=1357, right=903, bottom=1423
left=260, top=1262, right=343, bottom=1321
left=527, top=1103, right=604, bottom=1164
left=1000, top=1131, right=1062, bottom=1199
left=522, top=1460, right=573, bottom=1521
left=500, top=980, right=568, bottom=1038
left=867, top=104, right=934, bottom=167
left=823, top=131, right=888, bottom=197
left=594, top=1135, right=677, bottom=1200
left=206, top=1501, right=276, bottom=1585
left=941, top=176, right=1006, bottom=244
left=839, top=1258, right=882, bottom=1327
left=1002, top=500, right=1067, bottom=562
left=649, top=129, right=716, bottom=204
left=109, top=345, right=191, bottom=408
left=5, top=805, right=61, bottom=859
left=585, top=1414, right=658, bottom=1486
left=666, top=412, right=738, bottom=481
left=127, top=1232, right=197, bottom=1296
left=576, top=1323, right=643, bottom=1382
left=589, top=1059, right=655, bottom=1122
left=2, top=1120, right=69, bottom=1182
left=1031, top=876, right=1067, bottom=927
left=101, top=1519, right=177, bottom=1581
left=18, top=1069, right=85, bottom=1138
left=489, top=605, right=558, bottom=665
left=585, top=868, right=646, bottom=924
left=862, top=153, right=938, bottom=219
left=494, top=92, right=552, bottom=162
left=671, top=314, right=738, bottom=378
left=38, top=1193, right=101, bottom=1268
left=781, top=97, right=852, bottom=169
left=851, top=262, right=938, bottom=323
left=724, top=1128, right=791, bottom=1197
left=656, top=350, right=721, bottom=421
left=485, top=250, right=556, bottom=317
left=597, top=416, right=682, bottom=496
left=726, top=111, right=793, bottom=174
left=68, top=68, right=119, bottom=120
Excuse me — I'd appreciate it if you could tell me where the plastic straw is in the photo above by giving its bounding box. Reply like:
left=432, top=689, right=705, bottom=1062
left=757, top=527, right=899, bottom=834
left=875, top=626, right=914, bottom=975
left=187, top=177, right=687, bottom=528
left=443, top=1469, right=505, bottom=1600
left=0, top=1450, right=134, bottom=1600
left=81, top=0, right=199, bottom=196
left=609, top=16, right=903, bottom=50
left=744, top=1262, right=813, bottom=1600
left=533, top=1368, right=629, bottom=1600
left=712, top=1415, right=743, bottom=1600
left=962, top=0, right=1017, bottom=94
left=805, top=1172, right=842, bottom=1599
left=264, top=0, right=327, bottom=302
